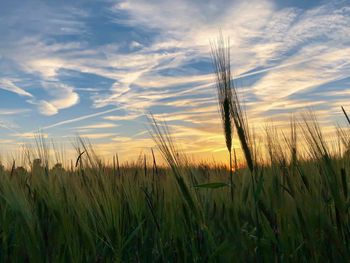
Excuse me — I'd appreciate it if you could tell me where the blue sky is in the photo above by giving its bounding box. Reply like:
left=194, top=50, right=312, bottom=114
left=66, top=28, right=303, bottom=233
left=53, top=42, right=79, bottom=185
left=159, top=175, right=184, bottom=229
left=0, top=0, right=349, bottom=163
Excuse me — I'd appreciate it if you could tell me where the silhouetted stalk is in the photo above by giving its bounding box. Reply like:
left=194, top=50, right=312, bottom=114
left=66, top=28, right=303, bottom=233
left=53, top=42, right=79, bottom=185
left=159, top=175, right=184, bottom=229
left=233, top=147, right=238, bottom=172
left=229, top=150, right=233, bottom=198
left=151, top=148, right=158, bottom=178
left=228, top=71, right=254, bottom=173
left=211, top=33, right=260, bottom=258
left=211, top=34, right=234, bottom=200
left=148, top=114, right=204, bottom=224
left=113, top=155, right=116, bottom=176
left=10, top=160, right=15, bottom=178
left=116, top=153, right=120, bottom=176
left=342, top=106, right=350, bottom=125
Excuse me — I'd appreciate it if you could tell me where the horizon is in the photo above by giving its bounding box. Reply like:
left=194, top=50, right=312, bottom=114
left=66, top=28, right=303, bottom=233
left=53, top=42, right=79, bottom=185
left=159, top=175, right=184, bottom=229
left=0, top=0, right=349, bottom=163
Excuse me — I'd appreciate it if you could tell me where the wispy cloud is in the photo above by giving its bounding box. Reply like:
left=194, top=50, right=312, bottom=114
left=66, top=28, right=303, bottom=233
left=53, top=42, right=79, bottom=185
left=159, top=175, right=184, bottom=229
left=0, top=79, right=33, bottom=97
left=42, top=107, right=121, bottom=130
left=103, top=114, right=139, bottom=121
left=15, top=132, right=48, bottom=139
left=77, top=133, right=115, bottom=139
left=0, top=121, right=21, bottom=134
left=73, top=122, right=118, bottom=130
left=0, top=108, right=30, bottom=115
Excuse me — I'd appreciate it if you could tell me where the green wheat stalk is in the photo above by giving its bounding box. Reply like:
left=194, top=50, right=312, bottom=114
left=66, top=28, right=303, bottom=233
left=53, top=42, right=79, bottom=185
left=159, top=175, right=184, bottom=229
left=211, top=34, right=234, bottom=200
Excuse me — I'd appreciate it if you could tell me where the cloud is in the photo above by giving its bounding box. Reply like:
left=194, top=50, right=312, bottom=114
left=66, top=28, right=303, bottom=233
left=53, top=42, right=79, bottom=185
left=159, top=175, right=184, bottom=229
left=78, top=133, right=115, bottom=139
left=0, top=108, right=30, bottom=115
left=0, top=139, right=15, bottom=144
left=26, top=83, right=79, bottom=116
left=36, top=100, right=59, bottom=116
left=26, top=58, right=67, bottom=79
left=0, top=79, right=33, bottom=97
left=15, top=132, right=48, bottom=139
left=103, top=114, right=139, bottom=121
left=117, top=1, right=348, bottom=126
left=0, top=121, right=21, bottom=134
left=42, top=107, right=121, bottom=130
left=73, top=122, right=118, bottom=130
left=0, top=3, right=86, bottom=116
left=130, top=41, right=142, bottom=49
left=91, top=0, right=350, bottom=159
left=45, top=83, right=79, bottom=110
left=250, top=46, right=350, bottom=115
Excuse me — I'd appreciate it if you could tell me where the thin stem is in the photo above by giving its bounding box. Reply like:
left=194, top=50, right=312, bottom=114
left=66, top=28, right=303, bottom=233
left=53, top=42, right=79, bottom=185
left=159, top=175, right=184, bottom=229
left=342, top=106, right=350, bottom=125
left=229, top=150, right=233, bottom=201
left=233, top=147, right=238, bottom=171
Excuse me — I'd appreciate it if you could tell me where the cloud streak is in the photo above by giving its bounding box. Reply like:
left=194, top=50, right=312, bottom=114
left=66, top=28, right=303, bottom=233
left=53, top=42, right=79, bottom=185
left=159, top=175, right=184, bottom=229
left=42, top=107, right=122, bottom=130
left=0, top=79, right=33, bottom=97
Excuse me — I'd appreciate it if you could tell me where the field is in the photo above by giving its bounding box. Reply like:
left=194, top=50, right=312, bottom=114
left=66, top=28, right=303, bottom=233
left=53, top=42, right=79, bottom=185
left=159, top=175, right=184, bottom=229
left=0, top=110, right=349, bottom=262
left=0, top=42, right=350, bottom=262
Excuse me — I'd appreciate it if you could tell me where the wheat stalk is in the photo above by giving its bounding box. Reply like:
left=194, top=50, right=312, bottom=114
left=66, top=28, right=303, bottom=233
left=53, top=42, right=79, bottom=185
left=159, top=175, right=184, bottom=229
left=211, top=34, right=234, bottom=199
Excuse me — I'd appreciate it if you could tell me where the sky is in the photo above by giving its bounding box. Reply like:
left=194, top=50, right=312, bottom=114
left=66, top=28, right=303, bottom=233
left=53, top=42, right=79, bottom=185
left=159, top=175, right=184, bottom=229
left=0, top=0, right=349, bottom=164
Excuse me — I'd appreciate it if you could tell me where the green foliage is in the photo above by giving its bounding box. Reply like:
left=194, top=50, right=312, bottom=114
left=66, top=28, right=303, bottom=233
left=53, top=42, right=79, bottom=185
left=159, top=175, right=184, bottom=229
left=193, top=182, right=229, bottom=189
left=0, top=117, right=349, bottom=262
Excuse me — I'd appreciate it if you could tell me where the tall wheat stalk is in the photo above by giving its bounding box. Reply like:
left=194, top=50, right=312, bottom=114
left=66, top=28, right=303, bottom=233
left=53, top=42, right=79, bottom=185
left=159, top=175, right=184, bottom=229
left=211, top=33, right=259, bottom=256
left=211, top=35, right=234, bottom=200
left=229, top=75, right=254, bottom=174
left=211, top=35, right=254, bottom=173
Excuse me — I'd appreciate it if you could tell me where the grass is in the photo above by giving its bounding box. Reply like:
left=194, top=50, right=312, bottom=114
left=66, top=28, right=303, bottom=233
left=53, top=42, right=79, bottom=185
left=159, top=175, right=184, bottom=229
left=0, top=111, right=348, bottom=262
left=0, top=48, right=350, bottom=262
